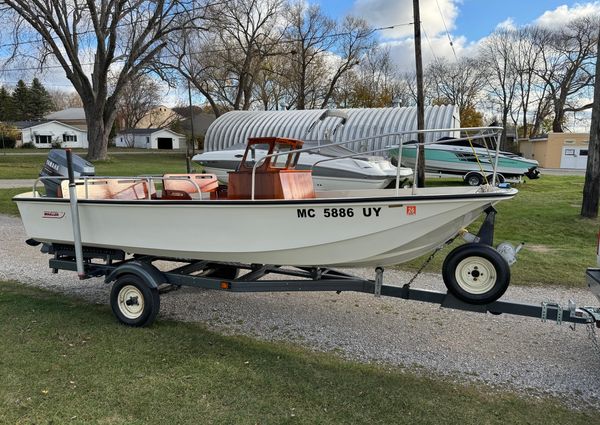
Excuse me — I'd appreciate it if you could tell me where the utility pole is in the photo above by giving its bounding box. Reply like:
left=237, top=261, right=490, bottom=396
left=413, top=0, right=426, bottom=187
left=186, top=80, right=195, bottom=173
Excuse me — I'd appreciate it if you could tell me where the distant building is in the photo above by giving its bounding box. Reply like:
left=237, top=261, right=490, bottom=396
left=44, top=108, right=87, bottom=130
left=15, top=120, right=88, bottom=148
left=178, top=112, right=217, bottom=138
left=114, top=128, right=184, bottom=149
left=116, top=105, right=182, bottom=130
left=519, top=132, right=589, bottom=169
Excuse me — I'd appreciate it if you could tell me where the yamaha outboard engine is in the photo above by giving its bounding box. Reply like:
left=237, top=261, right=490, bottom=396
left=39, top=149, right=95, bottom=197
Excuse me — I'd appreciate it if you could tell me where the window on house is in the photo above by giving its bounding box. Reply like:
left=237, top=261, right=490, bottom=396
left=564, top=149, right=575, bottom=155
left=35, top=135, right=52, bottom=144
left=580, top=150, right=588, bottom=156
left=63, top=134, right=77, bottom=142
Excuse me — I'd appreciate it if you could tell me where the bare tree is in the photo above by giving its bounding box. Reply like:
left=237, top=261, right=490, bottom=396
left=479, top=29, right=519, bottom=149
left=534, top=16, right=598, bottom=132
left=282, top=1, right=335, bottom=110
left=320, top=16, right=375, bottom=108
left=159, top=0, right=285, bottom=117
left=0, top=0, right=204, bottom=159
left=116, top=74, right=163, bottom=130
left=336, top=47, right=407, bottom=108
left=427, top=57, right=486, bottom=124
left=48, top=89, right=84, bottom=111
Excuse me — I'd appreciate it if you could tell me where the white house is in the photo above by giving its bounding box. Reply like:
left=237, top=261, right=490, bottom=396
left=114, top=128, right=184, bottom=150
left=20, top=121, right=88, bottom=148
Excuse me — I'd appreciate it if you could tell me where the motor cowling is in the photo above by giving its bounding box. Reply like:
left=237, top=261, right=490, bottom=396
left=39, top=149, right=95, bottom=197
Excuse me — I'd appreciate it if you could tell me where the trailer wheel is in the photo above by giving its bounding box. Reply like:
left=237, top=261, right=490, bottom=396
left=442, top=243, right=510, bottom=304
left=110, top=274, right=160, bottom=327
left=464, top=172, right=483, bottom=186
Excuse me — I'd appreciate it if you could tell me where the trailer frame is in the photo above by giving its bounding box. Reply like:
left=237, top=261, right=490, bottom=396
left=44, top=243, right=600, bottom=328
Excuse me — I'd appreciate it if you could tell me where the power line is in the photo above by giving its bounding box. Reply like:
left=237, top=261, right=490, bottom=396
left=435, top=0, right=458, bottom=61
left=0, top=21, right=414, bottom=74
left=421, top=25, right=439, bottom=65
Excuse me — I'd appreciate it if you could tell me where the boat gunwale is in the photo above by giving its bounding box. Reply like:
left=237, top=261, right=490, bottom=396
left=13, top=190, right=518, bottom=206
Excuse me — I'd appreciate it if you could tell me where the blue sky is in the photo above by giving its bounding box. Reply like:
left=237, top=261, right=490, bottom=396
left=312, top=1, right=600, bottom=71
left=317, top=0, right=598, bottom=41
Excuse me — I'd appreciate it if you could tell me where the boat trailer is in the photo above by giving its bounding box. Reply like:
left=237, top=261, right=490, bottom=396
left=44, top=242, right=600, bottom=332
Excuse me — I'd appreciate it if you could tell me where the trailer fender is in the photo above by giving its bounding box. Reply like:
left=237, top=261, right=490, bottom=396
left=104, top=261, right=164, bottom=289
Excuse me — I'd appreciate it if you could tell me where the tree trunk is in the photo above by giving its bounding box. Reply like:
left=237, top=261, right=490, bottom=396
left=581, top=28, right=600, bottom=218
left=84, top=101, right=114, bottom=161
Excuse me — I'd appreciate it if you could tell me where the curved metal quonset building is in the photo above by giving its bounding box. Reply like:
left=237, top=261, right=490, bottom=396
left=204, top=105, right=460, bottom=152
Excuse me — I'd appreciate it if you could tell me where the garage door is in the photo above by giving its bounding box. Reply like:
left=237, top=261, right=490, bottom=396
left=560, top=147, right=588, bottom=169
left=157, top=137, right=173, bottom=149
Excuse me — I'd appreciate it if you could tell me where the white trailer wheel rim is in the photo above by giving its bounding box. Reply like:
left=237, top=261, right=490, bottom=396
left=455, top=256, right=496, bottom=295
left=118, top=285, right=145, bottom=319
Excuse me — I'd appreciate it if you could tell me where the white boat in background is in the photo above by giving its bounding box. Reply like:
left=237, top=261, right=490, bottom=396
left=14, top=128, right=521, bottom=306
left=193, top=143, right=412, bottom=191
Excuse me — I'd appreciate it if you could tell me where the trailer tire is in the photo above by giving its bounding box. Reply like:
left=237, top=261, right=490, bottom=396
left=464, top=172, right=484, bottom=186
left=110, top=274, right=160, bottom=327
left=442, top=243, right=510, bottom=304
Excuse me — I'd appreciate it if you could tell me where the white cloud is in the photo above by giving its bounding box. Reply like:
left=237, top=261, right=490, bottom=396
left=535, top=2, right=600, bottom=27
left=351, top=0, right=459, bottom=39
left=495, top=17, right=516, bottom=31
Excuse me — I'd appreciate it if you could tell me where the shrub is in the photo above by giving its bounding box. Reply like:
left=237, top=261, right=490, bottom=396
left=20, top=142, right=35, bottom=149
left=0, top=136, right=16, bottom=149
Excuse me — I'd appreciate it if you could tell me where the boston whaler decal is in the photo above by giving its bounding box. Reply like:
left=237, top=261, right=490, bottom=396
left=43, top=210, right=65, bottom=219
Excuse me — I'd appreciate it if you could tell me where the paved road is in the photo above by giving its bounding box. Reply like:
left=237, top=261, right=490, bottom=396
left=0, top=179, right=35, bottom=189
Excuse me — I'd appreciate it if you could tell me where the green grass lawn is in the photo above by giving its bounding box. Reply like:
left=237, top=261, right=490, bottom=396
left=0, top=281, right=596, bottom=424
left=401, top=176, right=599, bottom=287
left=0, top=152, right=190, bottom=178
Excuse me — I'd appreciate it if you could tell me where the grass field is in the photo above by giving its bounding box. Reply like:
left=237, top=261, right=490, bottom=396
left=402, top=176, right=599, bottom=287
left=0, top=281, right=596, bottom=424
left=0, top=152, right=190, bottom=179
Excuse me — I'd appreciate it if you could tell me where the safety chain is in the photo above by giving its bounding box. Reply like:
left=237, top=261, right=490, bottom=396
left=586, top=322, right=600, bottom=358
left=405, top=236, right=459, bottom=288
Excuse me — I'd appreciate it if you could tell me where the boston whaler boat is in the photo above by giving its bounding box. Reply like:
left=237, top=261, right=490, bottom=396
left=15, top=127, right=524, bottom=326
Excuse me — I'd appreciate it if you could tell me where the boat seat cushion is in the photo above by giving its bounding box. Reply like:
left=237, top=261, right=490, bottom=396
left=162, top=174, right=218, bottom=199
left=60, top=179, right=155, bottom=200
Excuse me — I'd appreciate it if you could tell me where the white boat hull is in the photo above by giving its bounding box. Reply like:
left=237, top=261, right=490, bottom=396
left=194, top=149, right=412, bottom=191
left=15, top=187, right=516, bottom=267
left=202, top=165, right=397, bottom=191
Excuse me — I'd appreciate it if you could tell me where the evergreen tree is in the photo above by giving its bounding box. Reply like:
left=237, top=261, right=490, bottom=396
left=11, top=80, right=30, bottom=121
left=0, top=86, right=13, bottom=121
left=29, top=78, right=54, bottom=120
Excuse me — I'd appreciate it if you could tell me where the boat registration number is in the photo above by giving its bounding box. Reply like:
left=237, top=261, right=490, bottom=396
left=297, top=207, right=381, bottom=218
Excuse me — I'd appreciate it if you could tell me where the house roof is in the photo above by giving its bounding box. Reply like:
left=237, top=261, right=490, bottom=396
left=45, top=108, right=86, bottom=120
left=117, top=128, right=185, bottom=137
left=6, top=120, right=50, bottom=129
left=178, top=113, right=216, bottom=135
left=16, top=120, right=87, bottom=133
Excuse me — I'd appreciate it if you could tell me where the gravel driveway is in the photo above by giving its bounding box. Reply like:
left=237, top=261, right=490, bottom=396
left=1, top=213, right=599, bottom=408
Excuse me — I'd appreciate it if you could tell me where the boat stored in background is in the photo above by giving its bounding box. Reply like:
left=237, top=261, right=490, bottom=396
left=193, top=143, right=412, bottom=190
left=397, top=137, right=540, bottom=186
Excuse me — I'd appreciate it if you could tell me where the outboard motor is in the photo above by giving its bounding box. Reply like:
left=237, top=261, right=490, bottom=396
left=39, top=149, right=95, bottom=197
